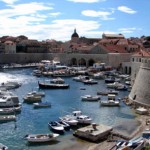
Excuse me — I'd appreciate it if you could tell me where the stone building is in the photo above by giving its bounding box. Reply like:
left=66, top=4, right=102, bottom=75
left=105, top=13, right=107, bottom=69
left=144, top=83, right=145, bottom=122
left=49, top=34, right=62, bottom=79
left=129, top=50, right=150, bottom=107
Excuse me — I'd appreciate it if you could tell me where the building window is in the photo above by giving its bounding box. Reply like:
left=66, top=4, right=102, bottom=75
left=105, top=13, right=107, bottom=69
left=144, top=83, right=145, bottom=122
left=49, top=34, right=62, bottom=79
left=132, top=58, right=134, bottom=62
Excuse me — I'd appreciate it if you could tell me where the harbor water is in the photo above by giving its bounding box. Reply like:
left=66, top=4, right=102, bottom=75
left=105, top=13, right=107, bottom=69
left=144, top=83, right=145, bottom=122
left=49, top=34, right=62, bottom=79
left=0, top=68, right=136, bottom=150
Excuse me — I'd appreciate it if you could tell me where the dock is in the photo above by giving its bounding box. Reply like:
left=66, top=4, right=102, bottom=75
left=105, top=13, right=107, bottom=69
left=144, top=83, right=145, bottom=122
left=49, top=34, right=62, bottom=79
left=73, top=123, right=113, bottom=142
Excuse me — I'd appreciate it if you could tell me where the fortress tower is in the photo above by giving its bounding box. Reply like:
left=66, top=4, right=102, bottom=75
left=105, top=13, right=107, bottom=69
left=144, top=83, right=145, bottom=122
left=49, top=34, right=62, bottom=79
left=129, top=55, right=150, bottom=108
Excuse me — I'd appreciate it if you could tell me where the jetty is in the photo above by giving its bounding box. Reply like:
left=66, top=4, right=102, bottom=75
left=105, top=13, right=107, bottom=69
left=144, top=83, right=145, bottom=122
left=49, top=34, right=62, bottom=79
left=73, top=123, right=113, bottom=142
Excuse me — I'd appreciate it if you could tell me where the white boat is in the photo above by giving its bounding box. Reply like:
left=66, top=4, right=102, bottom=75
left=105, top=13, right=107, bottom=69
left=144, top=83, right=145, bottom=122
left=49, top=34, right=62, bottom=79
left=72, top=110, right=92, bottom=125
left=107, top=82, right=123, bottom=88
left=48, top=121, right=65, bottom=134
left=59, top=115, right=78, bottom=126
left=72, top=75, right=89, bottom=82
left=100, top=94, right=120, bottom=106
left=24, top=133, right=59, bottom=143
left=33, top=102, right=51, bottom=109
left=27, top=91, right=45, bottom=97
left=0, top=96, right=20, bottom=108
left=135, top=107, right=148, bottom=115
left=23, top=95, right=42, bottom=103
left=81, top=95, right=100, bottom=101
left=82, top=79, right=98, bottom=84
left=0, top=106, right=21, bottom=115
left=0, top=115, right=16, bottom=122
left=50, top=78, right=65, bottom=84
left=0, top=143, right=8, bottom=150
left=0, top=81, right=21, bottom=90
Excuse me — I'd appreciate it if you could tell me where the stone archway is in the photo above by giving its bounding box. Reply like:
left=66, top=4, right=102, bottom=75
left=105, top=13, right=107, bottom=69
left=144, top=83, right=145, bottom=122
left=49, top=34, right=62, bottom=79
left=88, top=59, right=95, bottom=67
left=78, top=58, right=86, bottom=66
left=71, top=58, right=77, bottom=66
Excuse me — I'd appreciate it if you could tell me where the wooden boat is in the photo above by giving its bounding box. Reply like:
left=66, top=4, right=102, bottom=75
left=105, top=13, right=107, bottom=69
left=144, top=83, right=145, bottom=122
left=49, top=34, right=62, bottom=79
left=24, top=133, right=59, bottom=143
left=48, top=121, right=65, bottom=134
left=33, top=102, right=51, bottom=109
left=0, top=115, right=16, bottom=122
left=0, top=143, right=8, bottom=150
left=81, top=95, right=100, bottom=101
left=38, top=81, right=69, bottom=89
left=23, top=95, right=42, bottom=103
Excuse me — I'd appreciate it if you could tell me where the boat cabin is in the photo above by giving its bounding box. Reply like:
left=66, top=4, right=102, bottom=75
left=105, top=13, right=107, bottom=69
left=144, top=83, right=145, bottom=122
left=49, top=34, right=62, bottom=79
left=108, top=94, right=116, bottom=100
left=72, top=111, right=82, bottom=117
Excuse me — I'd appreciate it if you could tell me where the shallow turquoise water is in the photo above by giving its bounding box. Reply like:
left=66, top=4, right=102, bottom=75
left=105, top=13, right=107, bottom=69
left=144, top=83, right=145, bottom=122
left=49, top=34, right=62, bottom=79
left=0, top=68, right=135, bottom=150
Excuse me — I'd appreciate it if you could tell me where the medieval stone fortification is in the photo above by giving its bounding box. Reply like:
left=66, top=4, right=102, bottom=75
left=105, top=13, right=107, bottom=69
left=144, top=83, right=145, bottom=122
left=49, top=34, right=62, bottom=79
left=129, top=57, right=150, bottom=107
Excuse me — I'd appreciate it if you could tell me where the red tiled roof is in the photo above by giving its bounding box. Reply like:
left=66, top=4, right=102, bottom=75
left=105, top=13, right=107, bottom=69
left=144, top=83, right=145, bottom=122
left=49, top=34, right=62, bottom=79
left=132, top=49, right=150, bottom=57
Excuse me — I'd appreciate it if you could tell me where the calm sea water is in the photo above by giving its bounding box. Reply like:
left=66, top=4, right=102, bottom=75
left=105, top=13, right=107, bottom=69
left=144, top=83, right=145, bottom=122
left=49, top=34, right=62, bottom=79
left=0, top=68, right=136, bottom=150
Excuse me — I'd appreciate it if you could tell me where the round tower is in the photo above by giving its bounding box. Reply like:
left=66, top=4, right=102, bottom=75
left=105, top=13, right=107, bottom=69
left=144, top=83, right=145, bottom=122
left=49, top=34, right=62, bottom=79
left=129, top=57, right=150, bottom=108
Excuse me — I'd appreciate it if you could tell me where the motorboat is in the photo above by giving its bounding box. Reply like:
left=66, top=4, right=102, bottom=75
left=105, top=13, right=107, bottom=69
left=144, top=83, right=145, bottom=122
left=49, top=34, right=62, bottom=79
left=27, top=91, right=45, bottom=97
left=0, top=96, right=20, bottom=108
left=72, top=110, right=92, bottom=125
left=72, top=75, right=89, bottom=82
left=33, top=102, right=51, bottom=109
left=92, top=72, right=105, bottom=79
left=59, top=115, right=78, bottom=126
left=100, top=94, right=120, bottom=107
left=23, top=95, right=42, bottom=103
left=115, top=85, right=128, bottom=91
left=48, top=121, right=65, bottom=134
left=58, top=120, right=70, bottom=130
left=0, top=106, right=21, bottom=115
left=50, top=78, right=65, bottom=84
left=81, top=95, right=100, bottom=101
left=97, top=90, right=119, bottom=95
left=0, top=81, right=21, bottom=90
left=82, top=79, right=98, bottom=85
left=105, top=77, right=115, bottom=83
left=107, top=82, right=123, bottom=89
left=24, top=133, right=59, bottom=143
left=38, top=81, right=69, bottom=89
left=32, top=70, right=42, bottom=77
left=0, top=115, right=16, bottom=122
left=0, top=143, right=8, bottom=150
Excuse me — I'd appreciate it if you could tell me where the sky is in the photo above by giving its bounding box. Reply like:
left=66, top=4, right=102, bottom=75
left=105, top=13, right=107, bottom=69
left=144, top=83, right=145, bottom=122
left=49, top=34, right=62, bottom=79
left=0, top=0, right=149, bottom=42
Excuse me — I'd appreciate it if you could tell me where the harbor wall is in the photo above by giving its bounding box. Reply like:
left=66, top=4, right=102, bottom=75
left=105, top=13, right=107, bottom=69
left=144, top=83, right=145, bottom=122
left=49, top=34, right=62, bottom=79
left=0, top=53, right=131, bottom=69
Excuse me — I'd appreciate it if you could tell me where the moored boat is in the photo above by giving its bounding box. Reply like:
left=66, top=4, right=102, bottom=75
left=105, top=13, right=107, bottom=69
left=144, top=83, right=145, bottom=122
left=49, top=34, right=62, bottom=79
left=38, top=81, right=69, bottom=89
left=24, top=133, right=59, bottom=143
left=27, top=91, right=45, bottom=97
left=33, top=102, right=51, bottom=109
left=0, top=115, right=16, bottom=123
left=0, top=143, right=8, bottom=150
left=81, top=95, right=100, bottom=101
left=48, top=121, right=65, bottom=134
left=23, top=95, right=42, bottom=103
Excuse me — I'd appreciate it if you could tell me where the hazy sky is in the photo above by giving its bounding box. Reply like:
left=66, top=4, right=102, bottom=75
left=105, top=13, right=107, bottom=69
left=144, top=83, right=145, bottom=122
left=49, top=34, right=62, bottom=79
left=0, top=0, right=149, bottom=41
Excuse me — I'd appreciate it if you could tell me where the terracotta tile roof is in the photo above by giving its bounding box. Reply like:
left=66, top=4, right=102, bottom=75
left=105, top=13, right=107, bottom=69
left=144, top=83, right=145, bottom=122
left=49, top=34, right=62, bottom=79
left=132, top=49, right=150, bottom=57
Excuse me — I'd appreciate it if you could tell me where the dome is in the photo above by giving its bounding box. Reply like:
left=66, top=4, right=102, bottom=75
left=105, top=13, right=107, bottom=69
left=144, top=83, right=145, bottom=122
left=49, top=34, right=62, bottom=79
left=71, top=29, right=79, bottom=38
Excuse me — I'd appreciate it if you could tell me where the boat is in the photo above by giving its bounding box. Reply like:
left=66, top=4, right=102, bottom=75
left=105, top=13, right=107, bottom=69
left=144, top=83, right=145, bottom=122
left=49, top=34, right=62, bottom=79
left=115, top=136, right=145, bottom=150
left=72, top=75, right=89, bottom=82
left=38, top=81, right=69, bottom=89
left=32, top=70, right=42, bottom=77
left=24, top=133, right=59, bottom=143
left=105, top=77, right=115, bottom=83
left=0, top=96, right=21, bottom=108
left=33, top=102, right=51, bottom=109
left=58, top=120, right=70, bottom=130
left=0, top=143, right=8, bottom=150
left=100, top=94, right=120, bottom=106
left=48, top=121, right=65, bottom=134
left=59, top=115, right=78, bottom=126
left=115, top=85, right=128, bottom=91
left=27, top=91, right=45, bottom=97
left=72, top=110, right=92, bottom=125
left=135, top=107, right=148, bottom=115
left=82, top=79, right=98, bottom=85
left=23, top=95, right=42, bottom=103
left=0, top=81, right=21, bottom=90
left=0, top=115, right=16, bottom=122
left=107, top=82, right=123, bottom=89
left=50, top=78, right=65, bottom=84
left=81, top=95, right=100, bottom=101
left=0, top=106, right=21, bottom=115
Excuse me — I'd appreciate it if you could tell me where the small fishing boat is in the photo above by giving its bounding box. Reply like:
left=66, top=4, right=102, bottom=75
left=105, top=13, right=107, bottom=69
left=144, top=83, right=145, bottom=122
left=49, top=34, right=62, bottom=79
left=82, top=79, right=98, bottom=85
left=0, top=143, right=8, bottom=150
left=33, top=102, right=51, bottom=109
left=48, top=121, right=65, bottom=134
left=24, top=133, right=59, bottom=143
left=0, top=107, right=21, bottom=115
left=27, top=91, right=45, bottom=97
